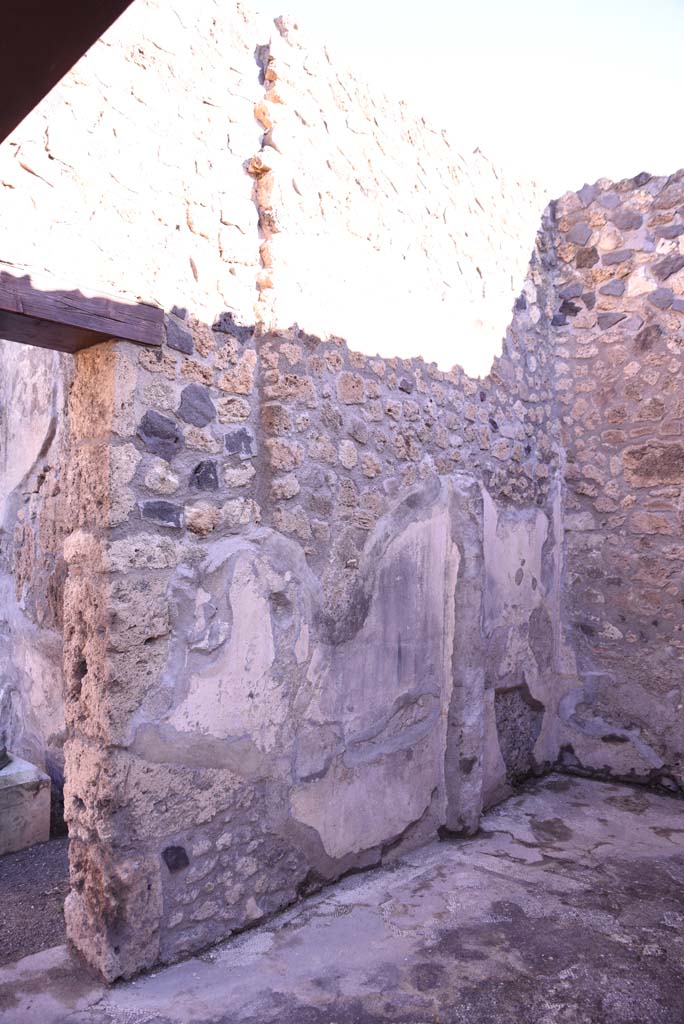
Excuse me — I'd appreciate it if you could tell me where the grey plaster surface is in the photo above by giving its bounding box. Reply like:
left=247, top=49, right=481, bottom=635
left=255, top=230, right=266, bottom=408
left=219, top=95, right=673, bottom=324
left=2, top=775, right=683, bottom=1024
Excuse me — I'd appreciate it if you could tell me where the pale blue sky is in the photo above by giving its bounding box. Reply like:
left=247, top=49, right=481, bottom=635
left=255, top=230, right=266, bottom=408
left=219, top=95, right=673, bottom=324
left=255, top=0, right=684, bottom=195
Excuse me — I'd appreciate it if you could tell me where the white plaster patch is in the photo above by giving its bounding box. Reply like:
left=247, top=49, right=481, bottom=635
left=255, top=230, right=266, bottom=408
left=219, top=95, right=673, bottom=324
left=169, top=554, right=282, bottom=752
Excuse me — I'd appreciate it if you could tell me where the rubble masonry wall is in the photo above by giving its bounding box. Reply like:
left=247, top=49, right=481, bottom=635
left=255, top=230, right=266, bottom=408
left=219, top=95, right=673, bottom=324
left=1, top=0, right=681, bottom=984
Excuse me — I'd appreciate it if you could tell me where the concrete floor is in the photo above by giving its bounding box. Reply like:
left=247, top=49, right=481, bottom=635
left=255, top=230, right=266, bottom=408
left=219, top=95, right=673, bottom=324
left=1, top=775, right=683, bottom=1024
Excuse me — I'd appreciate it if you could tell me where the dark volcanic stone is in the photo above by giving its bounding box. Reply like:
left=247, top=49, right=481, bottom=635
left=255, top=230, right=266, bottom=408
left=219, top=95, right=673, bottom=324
left=567, top=222, right=592, bottom=246
left=576, top=247, right=599, bottom=269
left=578, top=183, right=598, bottom=206
left=494, top=684, right=544, bottom=784
left=398, top=378, right=414, bottom=394
left=598, top=191, right=620, bottom=209
left=225, top=426, right=256, bottom=460
left=581, top=291, right=596, bottom=309
left=551, top=313, right=567, bottom=327
left=635, top=323, right=663, bottom=352
left=648, top=288, right=674, bottom=310
left=671, top=297, right=684, bottom=313
left=558, top=281, right=583, bottom=299
left=655, top=223, right=684, bottom=239
left=597, top=311, right=627, bottom=330
left=631, top=171, right=651, bottom=187
left=179, top=383, right=215, bottom=427
left=213, top=311, right=253, bottom=345
left=191, top=460, right=219, bottom=490
left=612, top=208, right=643, bottom=230
left=559, top=299, right=581, bottom=317
left=141, top=501, right=183, bottom=528
left=653, top=253, right=684, bottom=280
left=137, top=410, right=184, bottom=462
left=514, top=294, right=527, bottom=311
left=166, top=317, right=194, bottom=354
left=602, top=249, right=633, bottom=266
left=162, top=846, right=190, bottom=873
left=654, top=179, right=684, bottom=209
left=599, top=279, right=625, bottom=297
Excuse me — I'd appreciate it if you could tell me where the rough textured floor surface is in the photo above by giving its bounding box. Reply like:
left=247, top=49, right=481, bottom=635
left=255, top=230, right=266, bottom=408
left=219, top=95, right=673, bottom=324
left=0, top=836, right=69, bottom=966
left=1, top=776, right=683, bottom=1024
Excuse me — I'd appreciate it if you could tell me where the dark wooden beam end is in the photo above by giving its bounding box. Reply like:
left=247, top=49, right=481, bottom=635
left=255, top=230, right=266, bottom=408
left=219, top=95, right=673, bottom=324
left=0, top=271, right=164, bottom=354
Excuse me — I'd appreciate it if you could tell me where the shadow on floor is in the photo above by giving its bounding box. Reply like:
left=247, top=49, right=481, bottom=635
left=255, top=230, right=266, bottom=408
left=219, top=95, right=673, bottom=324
left=0, top=836, right=68, bottom=966
left=1, top=776, right=684, bottom=1024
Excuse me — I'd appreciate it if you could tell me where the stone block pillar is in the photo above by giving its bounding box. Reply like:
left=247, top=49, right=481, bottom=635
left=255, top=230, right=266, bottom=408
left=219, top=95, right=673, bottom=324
left=61, top=341, right=167, bottom=980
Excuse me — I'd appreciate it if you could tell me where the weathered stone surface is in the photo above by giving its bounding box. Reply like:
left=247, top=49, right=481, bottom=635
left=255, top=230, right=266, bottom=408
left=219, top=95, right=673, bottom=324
left=635, top=323, right=663, bottom=351
left=216, top=350, right=257, bottom=395
left=494, top=685, right=544, bottom=784
left=178, top=384, right=215, bottom=427
left=218, top=396, right=251, bottom=423
left=601, top=248, right=633, bottom=265
left=623, top=441, right=684, bottom=485
left=65, top=840, right=162, bottom=982
left=648, top=288, right=674, bottom=310
left=597, top=311, right=627, bottom=330
left=166, top=319, right=194, bottom=355
left=597, top=189, right=619, bottom=208
left=186, top=502, right=221, bottom=535
left=655, top=222, right=684, bottom=239
left=225, top=426, right=257, bottom=460
left=191, top=460, right=219, bottom=491
left=336, top=372, right=366, bottom=404
left=611, top=207, right=642, bottom=230
left=567, top=221, right=592, bottom=245
left=576, top=246, right=599, bottom=268
left=144, top=459, right=180, bottom=495
left=141, top=500, right=184, bottom=528
left=653, top=253, right=684, bottom=280
left=137, top=411, right=184, bottom=462
left=599, top=279, right=625, bottom=296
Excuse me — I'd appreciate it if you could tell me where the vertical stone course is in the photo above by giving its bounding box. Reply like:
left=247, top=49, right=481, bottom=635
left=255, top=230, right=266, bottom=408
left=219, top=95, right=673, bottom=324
left=248, top=17, right=547, bottom=376
left=551, top=171, right=684, bottom=788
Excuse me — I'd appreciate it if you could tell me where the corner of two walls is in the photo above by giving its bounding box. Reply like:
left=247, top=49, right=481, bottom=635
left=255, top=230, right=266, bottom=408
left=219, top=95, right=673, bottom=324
left=0, top=0, right=566, bottom=981
left=550, top=173, right=684, bottom=793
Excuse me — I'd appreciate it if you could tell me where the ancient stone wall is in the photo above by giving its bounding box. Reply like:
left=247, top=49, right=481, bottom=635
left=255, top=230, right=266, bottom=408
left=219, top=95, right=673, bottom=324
left=0, top=340, right=70, bottom=824
left=55, top=239, right=562, bottom=978
left=6, top=0, right=684, bottom=988
left=551, top=173, right=684, bottom=791
left=0, top=0, right=265, bottom=812
left=252, top=18, right=547, bottom=376
left=0, top=0, right=564, bottom=979
left=0, top=0, right=264, bottom=325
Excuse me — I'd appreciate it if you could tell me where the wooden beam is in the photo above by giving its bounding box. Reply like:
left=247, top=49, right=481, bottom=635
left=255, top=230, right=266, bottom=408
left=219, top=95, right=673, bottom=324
left=1, top=1, right=136, bottom=143
left=0, top=270, right=164, bottom=354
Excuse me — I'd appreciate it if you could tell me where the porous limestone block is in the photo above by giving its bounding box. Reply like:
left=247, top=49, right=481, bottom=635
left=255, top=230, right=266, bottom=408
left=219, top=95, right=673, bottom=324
left=0, top=755, right=51, bottom=856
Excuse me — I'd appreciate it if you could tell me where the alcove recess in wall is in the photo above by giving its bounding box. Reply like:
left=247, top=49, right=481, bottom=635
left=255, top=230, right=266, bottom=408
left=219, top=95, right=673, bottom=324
left=0, top=267, right=163, bottom=354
